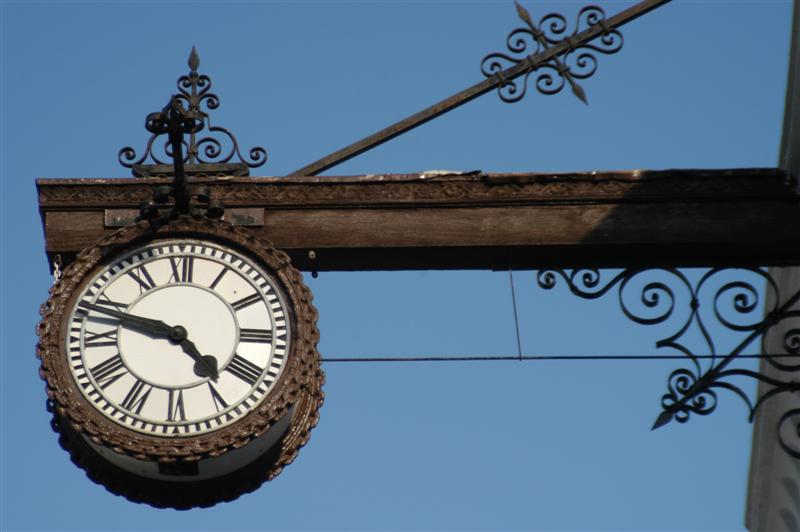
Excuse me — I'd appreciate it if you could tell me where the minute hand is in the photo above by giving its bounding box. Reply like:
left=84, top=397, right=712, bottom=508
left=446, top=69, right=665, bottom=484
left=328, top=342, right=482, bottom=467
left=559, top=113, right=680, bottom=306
left=78, top=301, right=172, bottom=337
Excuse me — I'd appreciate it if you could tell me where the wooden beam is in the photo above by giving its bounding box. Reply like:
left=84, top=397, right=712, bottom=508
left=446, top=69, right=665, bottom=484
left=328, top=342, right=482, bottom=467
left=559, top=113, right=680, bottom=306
left=37, top=168, right=800, bottom=271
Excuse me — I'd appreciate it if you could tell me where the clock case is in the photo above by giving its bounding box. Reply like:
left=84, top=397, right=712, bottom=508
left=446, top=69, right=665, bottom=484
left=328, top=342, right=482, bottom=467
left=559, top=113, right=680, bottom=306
left=36, top=216, right=324, bottom=508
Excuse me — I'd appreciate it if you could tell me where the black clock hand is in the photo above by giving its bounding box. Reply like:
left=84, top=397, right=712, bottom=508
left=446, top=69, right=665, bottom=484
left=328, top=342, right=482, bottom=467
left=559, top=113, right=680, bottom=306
left=176, top=334, right=219, bottom=381
left=78, top=301, right=172, bottom=337
left=80, top=301, right=219, bottom=380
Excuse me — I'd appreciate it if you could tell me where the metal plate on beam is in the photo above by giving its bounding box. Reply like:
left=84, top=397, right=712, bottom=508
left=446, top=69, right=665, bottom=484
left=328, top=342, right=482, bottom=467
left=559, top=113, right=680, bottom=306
left=104, top=208, right=264, bottom=228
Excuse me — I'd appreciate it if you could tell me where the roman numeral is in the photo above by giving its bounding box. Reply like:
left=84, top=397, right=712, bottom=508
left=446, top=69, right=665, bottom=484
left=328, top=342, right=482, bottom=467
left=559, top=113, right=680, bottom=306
left=84, top=328, right=118, bottom=348
left=231, top=293, right=261, bottom=311
left=239, top=328, right=273, bottom=343
left=166, top=389, right=186, bottom=422
left=77, top=297, right=126, bottom=317
left=225, top=354, right=263, bottom=386
left=169, top=256, right=194, bottom=283
left=209, top=266, right=229, bottom=289
left=120, top=380, right=152, bottom=415
left=207, top=382, right=229, bottom=412
left=94, top=294, right=127, bottom=312
left=127, top=265, right=156, bottom=293
left=89, top=354, right=127, bottom=389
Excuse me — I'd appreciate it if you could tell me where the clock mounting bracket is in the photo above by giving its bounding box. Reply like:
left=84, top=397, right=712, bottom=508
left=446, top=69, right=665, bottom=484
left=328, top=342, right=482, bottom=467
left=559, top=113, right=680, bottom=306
left=118, top=46, right=268, bottom=230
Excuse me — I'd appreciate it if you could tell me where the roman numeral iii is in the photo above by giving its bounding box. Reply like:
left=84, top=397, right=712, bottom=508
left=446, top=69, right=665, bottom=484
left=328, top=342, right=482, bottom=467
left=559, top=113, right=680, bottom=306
left=239, top=328, right=273, bottom=343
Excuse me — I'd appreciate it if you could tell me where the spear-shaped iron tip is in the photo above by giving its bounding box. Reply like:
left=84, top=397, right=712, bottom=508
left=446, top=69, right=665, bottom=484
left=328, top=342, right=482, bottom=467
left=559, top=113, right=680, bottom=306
left=651, top=409, right=674, bottom=431
left=571, top=82, right=589, bottom=105
left=188, top=45, right=200, bottom=72
left=514, top=1, right=533, bottom=26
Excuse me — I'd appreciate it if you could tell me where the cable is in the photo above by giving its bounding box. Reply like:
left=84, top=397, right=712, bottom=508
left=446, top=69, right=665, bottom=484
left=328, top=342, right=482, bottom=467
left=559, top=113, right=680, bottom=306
left=321, top=354, right=798, bottom=363
left=508, top=268, right=523, bottom=361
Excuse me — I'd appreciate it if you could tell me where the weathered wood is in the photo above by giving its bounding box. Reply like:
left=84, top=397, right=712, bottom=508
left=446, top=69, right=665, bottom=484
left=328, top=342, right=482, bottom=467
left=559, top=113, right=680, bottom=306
left=37, top=168, right=800, bottom=271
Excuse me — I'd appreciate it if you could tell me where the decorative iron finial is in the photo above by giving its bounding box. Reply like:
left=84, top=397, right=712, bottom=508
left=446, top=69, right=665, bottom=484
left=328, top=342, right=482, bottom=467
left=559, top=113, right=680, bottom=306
left=119, top=47, right=267, bottom=177
left=188, top=45, right=200, bottom=72
left=480, top=2, right=623, bottom=104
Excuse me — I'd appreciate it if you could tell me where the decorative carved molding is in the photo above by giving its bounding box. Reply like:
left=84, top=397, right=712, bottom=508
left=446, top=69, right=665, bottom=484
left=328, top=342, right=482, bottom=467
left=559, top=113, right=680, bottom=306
left=36, top=168, right=796, bottom=210
left=36, top=168, right=800, bottom=272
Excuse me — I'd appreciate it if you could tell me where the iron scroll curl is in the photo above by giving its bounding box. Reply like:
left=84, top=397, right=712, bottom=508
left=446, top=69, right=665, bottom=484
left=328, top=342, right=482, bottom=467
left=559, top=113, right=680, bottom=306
left=536, top=267, right=800, bottom=448
left=118, top=47, right=267, bottom=174
left=481, top=3, right=624, bottom=103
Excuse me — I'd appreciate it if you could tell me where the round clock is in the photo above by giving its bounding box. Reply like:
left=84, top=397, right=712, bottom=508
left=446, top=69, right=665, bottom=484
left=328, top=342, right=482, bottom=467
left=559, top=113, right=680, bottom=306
left=37, top=217, right=324, bottom=507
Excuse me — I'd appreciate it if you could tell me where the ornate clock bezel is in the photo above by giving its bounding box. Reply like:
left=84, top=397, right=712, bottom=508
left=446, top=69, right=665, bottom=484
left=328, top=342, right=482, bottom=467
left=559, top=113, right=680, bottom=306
left=37, top=216, right=324, bottom=466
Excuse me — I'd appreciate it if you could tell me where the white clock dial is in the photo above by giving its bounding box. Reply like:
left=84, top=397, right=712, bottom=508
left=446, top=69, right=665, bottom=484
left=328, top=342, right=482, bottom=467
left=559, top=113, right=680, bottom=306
left=65, top=239, right=290, bottom=436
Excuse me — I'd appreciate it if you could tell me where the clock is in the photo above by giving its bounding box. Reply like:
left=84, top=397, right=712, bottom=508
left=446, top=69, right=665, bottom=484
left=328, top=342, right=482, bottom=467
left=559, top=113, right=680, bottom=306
left=37, top=216, right=324, bottom=507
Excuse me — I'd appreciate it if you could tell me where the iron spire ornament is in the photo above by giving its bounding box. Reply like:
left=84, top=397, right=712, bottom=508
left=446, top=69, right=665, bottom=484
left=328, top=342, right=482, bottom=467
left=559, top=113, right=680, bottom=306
left=118, top=47, right=268, bottom=228
left=118, top=46, right=267, bottom=178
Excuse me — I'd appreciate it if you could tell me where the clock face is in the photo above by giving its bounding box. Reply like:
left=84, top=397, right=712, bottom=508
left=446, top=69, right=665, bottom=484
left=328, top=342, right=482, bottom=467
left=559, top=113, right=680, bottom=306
left=65, top=239, right=290, bottom=436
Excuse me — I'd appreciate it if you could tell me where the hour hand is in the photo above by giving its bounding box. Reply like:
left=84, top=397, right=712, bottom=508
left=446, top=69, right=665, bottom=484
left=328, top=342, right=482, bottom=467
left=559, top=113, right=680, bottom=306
left=78, top=301, right=172, bottom=337
left=178, top=337, right=219, bottom=380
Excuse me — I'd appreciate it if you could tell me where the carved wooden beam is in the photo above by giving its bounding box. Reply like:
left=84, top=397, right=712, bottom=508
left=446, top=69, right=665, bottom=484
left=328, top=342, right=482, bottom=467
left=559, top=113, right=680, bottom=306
left=37, top=168, right=800, bottom=272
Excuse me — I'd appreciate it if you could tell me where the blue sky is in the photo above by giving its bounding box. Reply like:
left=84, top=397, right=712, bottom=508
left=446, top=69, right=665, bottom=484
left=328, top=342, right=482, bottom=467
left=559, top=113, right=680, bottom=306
left=0, top=1, right=793, bottom=530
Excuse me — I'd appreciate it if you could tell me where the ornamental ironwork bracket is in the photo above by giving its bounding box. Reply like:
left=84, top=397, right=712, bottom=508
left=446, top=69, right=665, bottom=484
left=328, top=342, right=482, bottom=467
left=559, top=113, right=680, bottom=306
left=538, top=268, right=800, bottom=458
left=119, top=47, right=267, bottom=227
left=119, top=46, right=267, bottom=179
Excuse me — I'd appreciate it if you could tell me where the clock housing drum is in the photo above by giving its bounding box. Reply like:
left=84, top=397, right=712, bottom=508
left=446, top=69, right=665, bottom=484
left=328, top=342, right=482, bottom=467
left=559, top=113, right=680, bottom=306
left=37, top=217, right=323, bottom=499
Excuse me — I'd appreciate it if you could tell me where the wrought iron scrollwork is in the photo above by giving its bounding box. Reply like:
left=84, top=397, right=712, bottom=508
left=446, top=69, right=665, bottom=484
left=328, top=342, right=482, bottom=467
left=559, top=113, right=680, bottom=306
left=119, top=47, right=267, bottom=177
left=136, top=96, right=225, bottom=228
left=481, top=2, right=623, bottom=103
left=537, top=267, right=800, bottom=458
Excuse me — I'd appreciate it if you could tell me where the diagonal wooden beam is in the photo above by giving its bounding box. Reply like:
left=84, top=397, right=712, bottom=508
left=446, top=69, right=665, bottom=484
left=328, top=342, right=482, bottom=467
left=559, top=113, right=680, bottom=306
left=289, top=0, right=672, bottom=177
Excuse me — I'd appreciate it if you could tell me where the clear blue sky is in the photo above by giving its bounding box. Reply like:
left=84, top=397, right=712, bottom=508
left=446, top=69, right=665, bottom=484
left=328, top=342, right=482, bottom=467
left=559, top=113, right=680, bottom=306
left=0, top=1, right=792, bottom=530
